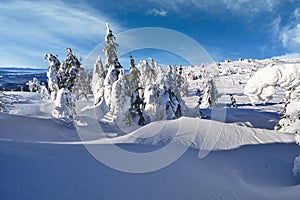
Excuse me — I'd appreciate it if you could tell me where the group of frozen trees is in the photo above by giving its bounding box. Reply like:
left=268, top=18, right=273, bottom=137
left=90, top=23, right=188, bottom=126
left=44, top=48, right=91, bottom=121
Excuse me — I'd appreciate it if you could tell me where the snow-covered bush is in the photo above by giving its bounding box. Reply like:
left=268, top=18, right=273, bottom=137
left=293, top=154, right=300, bottom=176
left=0, top=92, right=20, bottom=113
left=244, top=63, right=300, bottom=134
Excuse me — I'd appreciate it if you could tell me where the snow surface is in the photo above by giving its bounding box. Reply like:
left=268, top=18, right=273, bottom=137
left=1, top=58, right=300, bottom=199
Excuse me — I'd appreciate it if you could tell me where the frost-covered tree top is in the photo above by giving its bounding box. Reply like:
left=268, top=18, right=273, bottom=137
left=103, top=23, right=118, bottom=68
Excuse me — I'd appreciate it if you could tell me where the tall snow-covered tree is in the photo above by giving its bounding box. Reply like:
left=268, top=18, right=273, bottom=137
left=103, top=24, right=123, bottom=109
left=103, top=23, right=118, bottom=69
left=91, top=56, right=106, bottom=105
left=44, top=52, right=60, bottom=100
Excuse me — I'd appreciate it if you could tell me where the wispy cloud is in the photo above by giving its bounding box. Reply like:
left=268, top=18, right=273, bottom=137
left=0, top=0, right=122, bottom=68
left=148, top=0, right=281, bottom=16
left=147, top=8, right=168, bottom=17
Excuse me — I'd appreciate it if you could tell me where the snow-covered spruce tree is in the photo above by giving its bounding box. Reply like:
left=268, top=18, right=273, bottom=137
left=143, top=84, right=166, bottom=121
left=91, top=56, right=106, bottom=105
left=103, top=23, right=118, bottom=69
left=199, top=78, right=218, bottom=108
left=103, top=24, right=123, bottom=109
left=50, top=48, right=82, bottom=121
left=0, top=91, right=20, bottom=113
left=124, top=56, right=141, bottom=97
left=52, top=87, right=76, bottom=121
left=129, top=88, right=147, bottom=125
left=44, top=52, right=60, bottom=100
left=109, top=73, right=131, bottom=124
left=137, top=59, right=156, bottom=89
left=73, top=67, right=91, bottom=101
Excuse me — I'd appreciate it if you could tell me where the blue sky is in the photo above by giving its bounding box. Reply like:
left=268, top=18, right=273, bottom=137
left=0, top=0, right=300, bottom=69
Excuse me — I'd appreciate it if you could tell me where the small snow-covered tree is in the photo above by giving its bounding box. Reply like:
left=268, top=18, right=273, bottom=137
left=26, top=77, right=40, bottom=92
left=200, top=78, right=218, bottom=108
left=144, top=84, right=165, bottom=121
left=44, top=52, right=60, bottom=100
left=129, top=88, right=147, bottom=125
left=230, top=94, right=237, bottom=108
left=52, top=87, right=76, bottom=121
left=91, top=56, right=106, bottom=105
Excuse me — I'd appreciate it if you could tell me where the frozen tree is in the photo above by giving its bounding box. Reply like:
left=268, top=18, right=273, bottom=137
left=73, top=67, right=91, bottom=101
left=230, top=94, right=237, bottom=108
left=137, top=59, right=156, bottom=89
left=143, top=82, right=182, bottom=122
left=144, top=84, right=165, bottom=121
left=125, top=56, right=141, bottom=97
left=91, top=56, right=106, bottom=105
left=26, top=77, right=40, bottom=92
left=63, top=48, right=81, bottom=91
left=109, top=73, right=131, bottom=124
left=275, top=87, right=300, bottom=133
left=200, top=78, right=218, bottom=108
left=103, top=23, right=118, bottom=68
left=44, top=52, right=60, bottom=100
left=129, top=88, right=147, bottom=125
left=39, top=83, right=50, bottom=100
left=0, top=91, right=20, bottom=113
left=52, top=87, right=76, bottom=121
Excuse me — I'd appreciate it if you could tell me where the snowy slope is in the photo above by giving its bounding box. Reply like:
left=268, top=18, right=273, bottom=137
left=1, top=58, right=300, bottom=199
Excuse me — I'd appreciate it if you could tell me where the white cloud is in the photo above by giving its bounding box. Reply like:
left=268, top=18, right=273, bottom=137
left=148, top=0, right=280, bottom=15
left=0, top=0, right=122, bottom=67
left=294, top=8, right=300, bottom=19
left=147, top=8, right=168, bottom=17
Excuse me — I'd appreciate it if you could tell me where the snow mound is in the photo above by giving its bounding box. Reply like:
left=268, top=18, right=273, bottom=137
left=97, top=117, right=295, bottom=151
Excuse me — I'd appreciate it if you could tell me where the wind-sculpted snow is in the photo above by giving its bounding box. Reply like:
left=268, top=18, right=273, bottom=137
left=244, top=64, right=300, bottom=105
